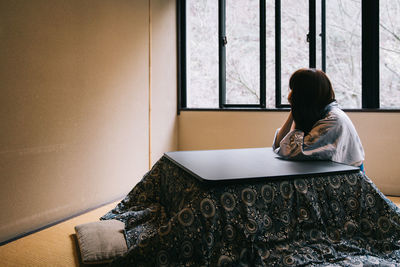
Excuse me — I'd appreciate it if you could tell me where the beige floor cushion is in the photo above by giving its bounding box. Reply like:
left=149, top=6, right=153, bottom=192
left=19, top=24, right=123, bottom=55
left=74, top=220, right=128, bottom=264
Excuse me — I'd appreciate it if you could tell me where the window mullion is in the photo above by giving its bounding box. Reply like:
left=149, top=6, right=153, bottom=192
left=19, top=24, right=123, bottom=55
left=321, top=0, right=326, bottom=72
left=219, top=0, right=226, bottom=108
left=362, top=0, right=379, bottom=108
left=275, top=0, right=281, bottom=108
left=309, top=0, right=316, bottom=68
left=260, top=0, right=266, bottom=108
left=177, top=0, right=186, bottom=112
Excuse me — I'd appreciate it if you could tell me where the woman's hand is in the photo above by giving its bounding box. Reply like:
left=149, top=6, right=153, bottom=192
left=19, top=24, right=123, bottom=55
left=274, top=111, right=294, bottom=148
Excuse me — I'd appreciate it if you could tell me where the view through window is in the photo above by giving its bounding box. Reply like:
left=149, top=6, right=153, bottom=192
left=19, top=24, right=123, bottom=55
left=380, top=0, right=400, bottom=108
left=226, top=0, right=260, bottom=105
left=325, top=0, right=361, bottom=109
left=186, top=0, right=219, bottom=108
left=184, top=0, right=400, bottom=109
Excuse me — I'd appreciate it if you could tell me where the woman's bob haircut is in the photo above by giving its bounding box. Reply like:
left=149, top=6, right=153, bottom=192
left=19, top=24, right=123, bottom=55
left=288, top=68, right=335, bottom=134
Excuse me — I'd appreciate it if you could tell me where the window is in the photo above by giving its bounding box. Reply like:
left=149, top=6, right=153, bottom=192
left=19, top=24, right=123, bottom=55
left=185, top=0, right=219, bottom=108
left=225, top=0, right=261, bottom=105
left=178, top=0, right=400, bottom=110
left=325, top=0, right=361, bottom=109
left=380, top=0, right=400, bottom=108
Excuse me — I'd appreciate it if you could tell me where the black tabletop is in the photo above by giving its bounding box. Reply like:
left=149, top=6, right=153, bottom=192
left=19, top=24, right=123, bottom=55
left=164, top=147, right=360, bottom=182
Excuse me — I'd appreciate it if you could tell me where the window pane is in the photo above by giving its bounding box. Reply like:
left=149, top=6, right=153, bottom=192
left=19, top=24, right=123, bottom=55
left=266, top=0, right=276, bottom=108
left=380, top=0, right=400, bottom=108
left=326, top=0, right=361, bottom=109
left=226, top=0, right=260, bottom=104
left=280, top=0, right=309, bottom=105
left=186, top=0, right=218, bottom=108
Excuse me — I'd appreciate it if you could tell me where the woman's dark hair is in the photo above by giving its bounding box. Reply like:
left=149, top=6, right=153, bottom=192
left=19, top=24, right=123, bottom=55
left=288, top=68, right=335, bottom=134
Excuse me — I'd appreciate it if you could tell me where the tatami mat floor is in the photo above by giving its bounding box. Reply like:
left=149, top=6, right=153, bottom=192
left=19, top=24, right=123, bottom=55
left=0, top=197, right=400, bottom=267
left=0, top=201, right=120, bottom=267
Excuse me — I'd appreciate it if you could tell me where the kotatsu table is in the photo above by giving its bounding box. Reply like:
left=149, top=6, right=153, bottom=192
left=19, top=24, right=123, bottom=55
left=102, top=148, right=400, bottom=266
left=164, top=147, right=359, bottom=181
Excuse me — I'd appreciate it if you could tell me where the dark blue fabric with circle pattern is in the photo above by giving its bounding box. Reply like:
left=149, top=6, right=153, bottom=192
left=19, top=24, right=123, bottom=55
left=101, top=156, right=400, bottom=266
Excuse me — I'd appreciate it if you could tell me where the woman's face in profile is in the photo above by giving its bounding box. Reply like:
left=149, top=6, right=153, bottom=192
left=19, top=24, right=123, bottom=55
left=287, top=90, right=292, bottom=106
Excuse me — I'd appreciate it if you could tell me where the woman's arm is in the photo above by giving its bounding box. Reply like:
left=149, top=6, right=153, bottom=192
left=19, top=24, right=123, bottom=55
left=273, top=112, right=294, bottom=149
left=275, top=113, right=339, bottom=161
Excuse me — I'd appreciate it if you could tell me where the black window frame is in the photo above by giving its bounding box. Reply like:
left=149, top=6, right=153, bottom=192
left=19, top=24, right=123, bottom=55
left=219, top=0, right=266, bottom=109
left=275, top=0, right=317, bottom=108
left=178, top=0, right=397, bottom=113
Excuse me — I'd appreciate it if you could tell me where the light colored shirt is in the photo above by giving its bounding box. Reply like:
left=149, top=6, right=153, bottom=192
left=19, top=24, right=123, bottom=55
left=272, top=102, right=365, bottom=166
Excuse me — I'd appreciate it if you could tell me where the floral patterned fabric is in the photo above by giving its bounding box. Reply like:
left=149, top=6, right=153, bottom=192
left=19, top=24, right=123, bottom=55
left=101, top=156, right=400, bottom=266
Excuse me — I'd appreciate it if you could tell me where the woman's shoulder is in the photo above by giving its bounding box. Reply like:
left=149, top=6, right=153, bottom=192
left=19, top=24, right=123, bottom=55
left=321, top=102, right=359, bottom=135
left=313, top=102, right=347, bottom=130
left=322, top=102, right=348, bottom=121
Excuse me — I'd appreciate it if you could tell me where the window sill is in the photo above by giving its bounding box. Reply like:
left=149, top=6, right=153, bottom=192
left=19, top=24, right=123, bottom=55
left=178, top=108, right=400, bottom=113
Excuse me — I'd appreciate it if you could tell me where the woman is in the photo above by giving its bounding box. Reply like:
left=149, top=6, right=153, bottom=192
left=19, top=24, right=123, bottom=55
left=273, top=68, right=365, bottom=169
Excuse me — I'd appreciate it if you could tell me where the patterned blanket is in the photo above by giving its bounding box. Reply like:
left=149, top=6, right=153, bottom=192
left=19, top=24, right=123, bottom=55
left=101, top=156, right=400, bottom=266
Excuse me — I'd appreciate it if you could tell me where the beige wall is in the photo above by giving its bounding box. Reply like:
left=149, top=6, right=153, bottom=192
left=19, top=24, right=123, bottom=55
left=150, top=0, right=178, bottom=165
left=178, top=111, right=400, bottom=196
left=0, top=0, right=177, bottom=243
